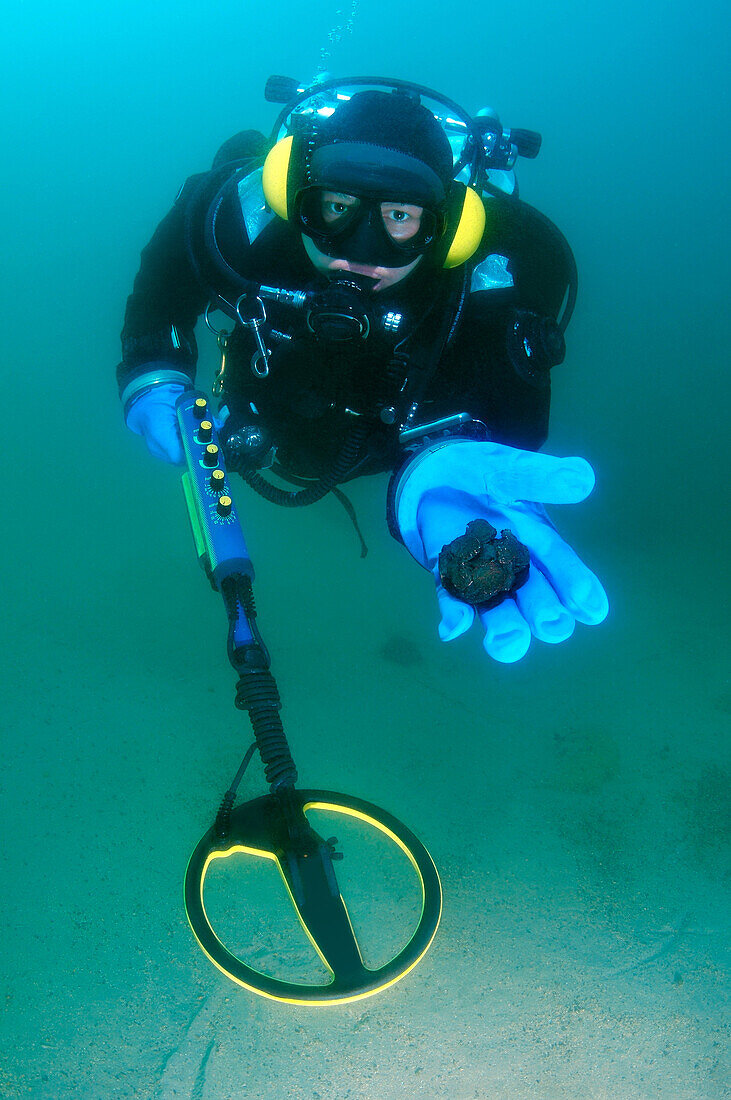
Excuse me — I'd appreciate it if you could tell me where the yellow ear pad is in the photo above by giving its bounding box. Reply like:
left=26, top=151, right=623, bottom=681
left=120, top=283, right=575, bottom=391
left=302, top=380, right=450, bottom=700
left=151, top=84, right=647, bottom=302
left=262, top=135, right=294, bottom=220
left=443, top=186, right=486, bottom=269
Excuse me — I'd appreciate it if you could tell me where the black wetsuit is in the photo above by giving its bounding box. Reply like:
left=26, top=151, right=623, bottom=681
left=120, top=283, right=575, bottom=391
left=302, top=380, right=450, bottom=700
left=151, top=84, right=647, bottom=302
left=118, top=169, right=558, bottom=481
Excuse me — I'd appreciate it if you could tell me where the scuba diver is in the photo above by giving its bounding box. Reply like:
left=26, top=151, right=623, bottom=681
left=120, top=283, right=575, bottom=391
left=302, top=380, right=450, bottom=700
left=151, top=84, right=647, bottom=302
left=118, top=75, right=609, bottom=663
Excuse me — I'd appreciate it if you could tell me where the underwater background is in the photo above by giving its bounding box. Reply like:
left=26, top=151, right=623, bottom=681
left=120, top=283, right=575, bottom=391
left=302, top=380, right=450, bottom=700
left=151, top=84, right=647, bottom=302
left=0, top=0, right=728, bottom=1096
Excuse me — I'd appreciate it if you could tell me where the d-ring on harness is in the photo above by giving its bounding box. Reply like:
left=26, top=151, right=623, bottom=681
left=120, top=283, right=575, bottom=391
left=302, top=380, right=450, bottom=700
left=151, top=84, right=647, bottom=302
left=176, top=391, right=442, bottom=1005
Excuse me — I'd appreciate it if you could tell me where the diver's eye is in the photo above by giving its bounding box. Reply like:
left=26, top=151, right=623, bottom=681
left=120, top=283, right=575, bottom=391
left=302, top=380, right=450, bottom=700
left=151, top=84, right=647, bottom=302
left=380, top=202, right=424, bottom=241
left=382, top=208, right=412, bottom=226
left=320, top=191, right=359, bottom=225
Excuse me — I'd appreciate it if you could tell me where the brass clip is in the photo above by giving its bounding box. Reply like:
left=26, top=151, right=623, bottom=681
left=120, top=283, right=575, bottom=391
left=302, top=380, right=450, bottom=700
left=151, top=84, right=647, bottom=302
left=213, top=331, right=228, bottom=396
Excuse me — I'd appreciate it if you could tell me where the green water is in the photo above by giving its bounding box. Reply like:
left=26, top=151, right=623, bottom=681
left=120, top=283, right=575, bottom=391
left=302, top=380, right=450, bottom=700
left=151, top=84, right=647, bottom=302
left=0, top=1, right=728, bottom=1096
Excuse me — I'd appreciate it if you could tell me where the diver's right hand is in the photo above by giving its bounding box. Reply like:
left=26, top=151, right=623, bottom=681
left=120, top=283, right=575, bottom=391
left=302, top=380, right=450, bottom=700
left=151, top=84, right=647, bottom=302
left=125, top=382, right=188, bottom=465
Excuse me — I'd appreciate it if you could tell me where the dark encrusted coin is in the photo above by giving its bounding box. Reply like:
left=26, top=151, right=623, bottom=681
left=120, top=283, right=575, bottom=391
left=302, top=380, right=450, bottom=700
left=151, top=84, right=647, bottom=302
left=438, top=519, right=530, bottom=609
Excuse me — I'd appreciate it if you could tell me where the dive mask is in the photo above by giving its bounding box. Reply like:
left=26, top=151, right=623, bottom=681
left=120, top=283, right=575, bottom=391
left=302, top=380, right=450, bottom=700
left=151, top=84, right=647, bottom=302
left=297, top=187, right=441, bottom=267
left=295, top=141, right=446, bottom=268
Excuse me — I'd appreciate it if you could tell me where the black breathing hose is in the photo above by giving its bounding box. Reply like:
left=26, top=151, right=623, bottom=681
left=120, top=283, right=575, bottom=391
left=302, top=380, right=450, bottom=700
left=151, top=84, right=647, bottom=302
left=239, top=422, right=369, bottom=507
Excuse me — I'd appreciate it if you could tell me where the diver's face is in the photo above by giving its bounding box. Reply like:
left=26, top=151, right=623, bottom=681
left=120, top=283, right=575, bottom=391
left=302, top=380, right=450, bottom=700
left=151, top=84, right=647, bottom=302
left=301, top=190, right=425, bottom=291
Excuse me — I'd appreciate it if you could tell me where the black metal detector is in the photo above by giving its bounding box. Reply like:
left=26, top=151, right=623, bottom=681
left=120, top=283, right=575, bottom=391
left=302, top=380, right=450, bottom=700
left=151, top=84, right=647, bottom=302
left=176, top=391, right=442, bottom=1006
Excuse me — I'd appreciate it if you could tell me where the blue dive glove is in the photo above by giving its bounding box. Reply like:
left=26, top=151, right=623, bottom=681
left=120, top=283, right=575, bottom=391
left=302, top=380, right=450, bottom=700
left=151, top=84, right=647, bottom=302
left=123, top=374, right=191, bottom=465
left=391, top=439, right=609, bottom=663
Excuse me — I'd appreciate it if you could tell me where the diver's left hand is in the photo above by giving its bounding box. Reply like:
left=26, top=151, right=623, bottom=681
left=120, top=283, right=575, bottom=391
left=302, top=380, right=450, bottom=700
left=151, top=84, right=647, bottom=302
left=392, top=440, right=609, bottom=663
